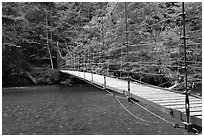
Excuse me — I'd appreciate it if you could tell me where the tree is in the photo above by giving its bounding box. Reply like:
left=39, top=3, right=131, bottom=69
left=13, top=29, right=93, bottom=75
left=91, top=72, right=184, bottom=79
left=2, top=2, right=202, bottom=88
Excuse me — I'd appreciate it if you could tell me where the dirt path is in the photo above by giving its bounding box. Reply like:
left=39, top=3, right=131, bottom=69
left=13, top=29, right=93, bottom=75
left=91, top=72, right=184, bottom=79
left=2, top=85, right=193, bottom=135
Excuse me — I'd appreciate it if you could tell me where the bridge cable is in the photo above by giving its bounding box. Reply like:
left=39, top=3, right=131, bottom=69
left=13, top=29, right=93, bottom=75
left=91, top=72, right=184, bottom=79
left=68, top=70, right=187, bottom=130
left=85, top=77, right=184, bottom=128
left=104, top=89, right=184, bottom=127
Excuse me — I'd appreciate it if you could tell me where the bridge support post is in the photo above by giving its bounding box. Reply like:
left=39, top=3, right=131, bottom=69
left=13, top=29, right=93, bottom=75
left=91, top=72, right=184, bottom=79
left=83, top=54, right=85, bottom=79
left=91, top=71, right=93, bottom=84
left=127, top=77, right=131, bottom=98
left=78, top=56, right=79, bottom=77
left=179, top=2, right=192, bottom=132
left=84, top=71, right=85, bottom=79
left=104, top=75, right=106, bottom=90
left=124, top=2, right=131, bottom=100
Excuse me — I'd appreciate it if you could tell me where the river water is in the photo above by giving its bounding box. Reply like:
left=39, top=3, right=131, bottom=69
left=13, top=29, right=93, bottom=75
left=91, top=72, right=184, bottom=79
left=2, top=84, right=189, bottom=135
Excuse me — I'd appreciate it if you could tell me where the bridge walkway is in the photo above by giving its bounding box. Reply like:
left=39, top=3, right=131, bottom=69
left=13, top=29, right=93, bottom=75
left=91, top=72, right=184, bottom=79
left=61, top=70, right=202, bottom=127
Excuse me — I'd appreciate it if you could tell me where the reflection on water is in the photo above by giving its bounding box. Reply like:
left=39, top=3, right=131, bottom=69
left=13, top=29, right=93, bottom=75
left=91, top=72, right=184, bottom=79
left=2, top=84, right=105, bottom=106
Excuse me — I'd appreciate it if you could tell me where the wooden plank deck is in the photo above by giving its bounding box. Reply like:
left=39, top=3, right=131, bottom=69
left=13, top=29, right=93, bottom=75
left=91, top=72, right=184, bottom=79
left=61, top=70, right=202, bottom=127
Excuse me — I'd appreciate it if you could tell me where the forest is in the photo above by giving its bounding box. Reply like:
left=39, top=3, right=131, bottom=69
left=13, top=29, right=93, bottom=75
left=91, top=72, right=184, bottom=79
left=2, top=2, right=202, bottom=91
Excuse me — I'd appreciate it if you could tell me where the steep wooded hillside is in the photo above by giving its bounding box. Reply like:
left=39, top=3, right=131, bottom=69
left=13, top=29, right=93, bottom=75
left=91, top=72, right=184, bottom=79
left=2, top=2, right=202, bottom=90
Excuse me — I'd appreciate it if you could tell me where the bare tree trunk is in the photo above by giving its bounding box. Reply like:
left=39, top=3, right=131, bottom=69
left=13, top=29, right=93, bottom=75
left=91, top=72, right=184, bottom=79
left=50, top=14, right=55, bottom=69
left=46, top=10, right=54, bottom=69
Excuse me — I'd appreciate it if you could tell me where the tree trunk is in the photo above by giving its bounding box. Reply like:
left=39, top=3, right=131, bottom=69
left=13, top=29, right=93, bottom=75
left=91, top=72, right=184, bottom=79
left=46, top=10, right=54, bottom=69
left=56, top=41, right=60, bottom=70
left=25, top=71, right=37, bottom=84
left=50, top=14, right=55, bottom=69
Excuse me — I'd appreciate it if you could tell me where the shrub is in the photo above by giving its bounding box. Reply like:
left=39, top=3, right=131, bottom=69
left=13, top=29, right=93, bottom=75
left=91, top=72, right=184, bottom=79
left=31, top=69, right=60, bottom=85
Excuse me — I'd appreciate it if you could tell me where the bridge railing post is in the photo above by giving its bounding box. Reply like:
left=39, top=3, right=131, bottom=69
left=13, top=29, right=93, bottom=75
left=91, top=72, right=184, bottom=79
left=180, top=2, right=191, bottom=132
left=104, top=74, right=106, bottom=90
left=127, top=77, right=131, bottom=98
left=78, top=55, right=80, bottom=77
left=83, top=51, right=85, bottom=79
left=101, top=9, right=107, bottom=90
left=124, top=2, right=131, bottom=99
left=91, top=52, right=94, bottom=84
left=91, top=67, right=93, bottom=84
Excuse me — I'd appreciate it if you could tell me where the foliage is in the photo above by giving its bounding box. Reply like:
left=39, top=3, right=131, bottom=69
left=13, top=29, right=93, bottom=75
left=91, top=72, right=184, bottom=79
left=30, top=69, right=60, bottom=84
left=2, top=2, right=202, bottom=88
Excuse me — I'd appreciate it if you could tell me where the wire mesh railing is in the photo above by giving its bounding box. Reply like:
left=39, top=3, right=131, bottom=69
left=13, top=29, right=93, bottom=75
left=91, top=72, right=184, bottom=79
left=58, top=2, right=202, bottom=89
left=57, top=2, right=201, bottom=130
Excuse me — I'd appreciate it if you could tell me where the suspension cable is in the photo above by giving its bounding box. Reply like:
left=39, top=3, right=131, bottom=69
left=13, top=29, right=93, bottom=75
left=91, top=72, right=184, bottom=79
left=104, top=89, right=182, bottom=127
left=87, top=79, right=184, bottom=128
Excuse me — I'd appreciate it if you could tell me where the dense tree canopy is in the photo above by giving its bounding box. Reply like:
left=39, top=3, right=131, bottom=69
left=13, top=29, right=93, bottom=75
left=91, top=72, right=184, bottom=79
left=2, top=2, right=202, bottom=88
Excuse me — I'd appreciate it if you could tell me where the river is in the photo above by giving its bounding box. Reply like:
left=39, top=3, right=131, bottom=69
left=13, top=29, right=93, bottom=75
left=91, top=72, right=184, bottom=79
left=2, top=84, right=190, bottom=135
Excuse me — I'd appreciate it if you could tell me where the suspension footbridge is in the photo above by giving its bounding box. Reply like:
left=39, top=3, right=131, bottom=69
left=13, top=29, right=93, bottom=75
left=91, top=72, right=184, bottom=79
left=57, top=2, right=202, bottom=131
left=60, top=70, right=202, bottom=128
